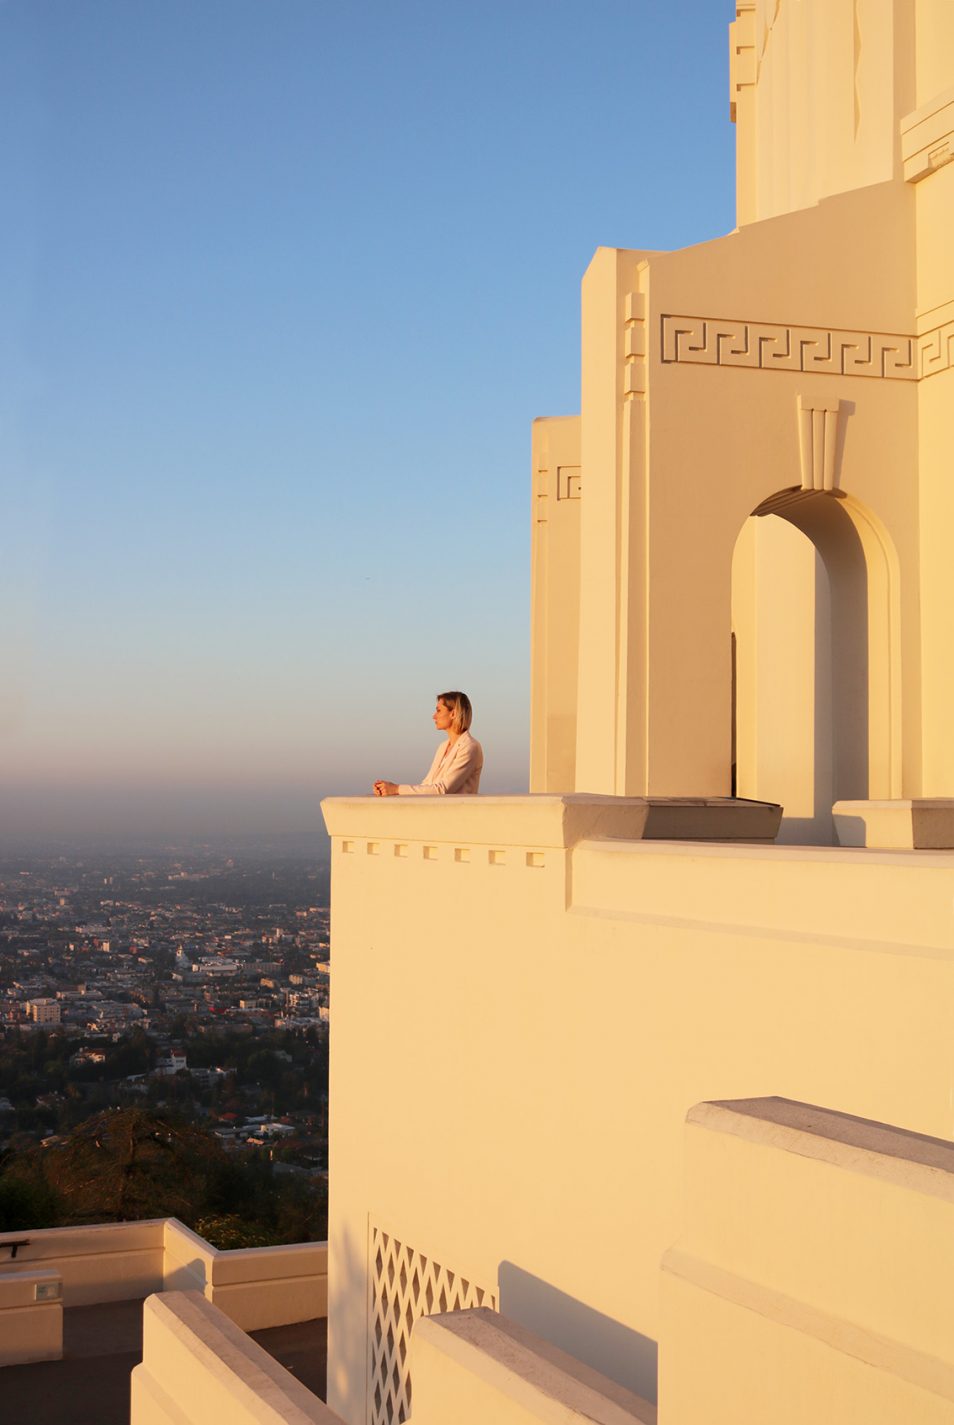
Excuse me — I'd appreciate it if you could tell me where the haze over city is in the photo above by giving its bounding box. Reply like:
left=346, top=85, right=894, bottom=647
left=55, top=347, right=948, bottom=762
left=0, top=0, right=735, bottom=840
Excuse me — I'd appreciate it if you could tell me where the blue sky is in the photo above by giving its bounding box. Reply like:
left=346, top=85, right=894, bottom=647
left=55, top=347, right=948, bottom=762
left=0, top=0, right=736, bottom=839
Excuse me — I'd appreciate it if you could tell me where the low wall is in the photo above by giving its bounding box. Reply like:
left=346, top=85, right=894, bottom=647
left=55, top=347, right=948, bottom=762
left=131, top=1291, right=341, bottom=1425
left=0, top=1267, right=62, bottom=1366
left=163, top=1219, right=328, bottom=1331
left=0, top=1220, right=164, bottom=1307
left=660, top=1098, right=954, bottom=1424
left=0, top=1218, right=326, bottom=1348
left=409, top=1309, right=656, bottom=1425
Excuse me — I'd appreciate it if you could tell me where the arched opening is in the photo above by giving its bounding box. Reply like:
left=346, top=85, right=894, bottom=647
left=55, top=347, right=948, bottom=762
left=731, top=488, right=898, bottom=844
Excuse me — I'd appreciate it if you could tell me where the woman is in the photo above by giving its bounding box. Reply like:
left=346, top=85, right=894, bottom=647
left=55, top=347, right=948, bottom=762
left=373, top=691, right=483, bottom=795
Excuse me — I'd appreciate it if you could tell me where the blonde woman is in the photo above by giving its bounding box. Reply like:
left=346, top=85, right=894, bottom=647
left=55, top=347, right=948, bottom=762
left=373, top=691, right=483, bottom=796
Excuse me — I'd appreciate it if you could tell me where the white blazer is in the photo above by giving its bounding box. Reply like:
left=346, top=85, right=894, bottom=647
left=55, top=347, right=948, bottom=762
left=398, top=731, right=483, bottom=795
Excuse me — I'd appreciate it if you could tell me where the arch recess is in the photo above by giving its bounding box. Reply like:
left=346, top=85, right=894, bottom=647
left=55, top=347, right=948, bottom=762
left=731, top=487, right=900, bottom=844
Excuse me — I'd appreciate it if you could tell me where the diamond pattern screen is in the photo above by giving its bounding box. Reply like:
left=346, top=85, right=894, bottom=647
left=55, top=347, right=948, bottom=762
left=368, top=1224, right=498, bottom=1425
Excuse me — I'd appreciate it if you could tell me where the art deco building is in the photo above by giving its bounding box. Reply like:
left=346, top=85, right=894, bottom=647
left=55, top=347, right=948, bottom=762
left=4, top=6, right=954, bottom=1424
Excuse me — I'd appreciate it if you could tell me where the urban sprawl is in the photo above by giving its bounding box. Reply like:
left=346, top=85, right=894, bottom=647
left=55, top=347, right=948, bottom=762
left=0, top=847, right=331, bottom=1168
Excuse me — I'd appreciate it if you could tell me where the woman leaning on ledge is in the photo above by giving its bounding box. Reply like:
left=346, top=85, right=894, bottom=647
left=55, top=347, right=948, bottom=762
left=373, top=691, right=483, bottom=796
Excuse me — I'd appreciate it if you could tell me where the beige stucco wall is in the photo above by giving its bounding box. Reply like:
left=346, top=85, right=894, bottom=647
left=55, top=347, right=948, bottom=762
left=131, top=1291, right=339, bottom=1425
left=531, top=5, right=954, bottom=822
left=0, top=1268, right=62, bottom=1366
left=916, top=1, right=954, bottom=104
left=660, top=1098, right=954, bottom=1423
left=162, top=1220, right=328, bottom=1332
left=731, top=515, right=834, bottom=840
left=319, top=7, right=954, bottom=1423
left=0, top=1220, right=166, bottom=1307
left=0, top=1218, right=327, bottom=1349
left=409, top=1310, right=656, bottom=1425
left=732, top=1, right=916, bottom=226
left=566, top=181, right=919, bottom=809
left=575, top=247, right=650, bottom=795
left=400, top=1097, right=954, bottom=1425
left=322, top=797, right=954, bottom=1424
left=530, top=416, right=581, bottom=794
left=914, top=141, right=954, bottom=792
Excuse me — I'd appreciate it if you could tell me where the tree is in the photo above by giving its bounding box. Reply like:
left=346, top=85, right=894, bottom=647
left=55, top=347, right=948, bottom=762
left=0, top=1106, right=327, bottom=1242
left=13, top=1108, right=228, bottom=1224
left=0, top=1170, right=61, bottom=1231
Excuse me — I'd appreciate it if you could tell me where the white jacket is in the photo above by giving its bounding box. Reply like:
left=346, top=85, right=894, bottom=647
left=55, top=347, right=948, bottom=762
left=398, top=730, right=483, bottom=795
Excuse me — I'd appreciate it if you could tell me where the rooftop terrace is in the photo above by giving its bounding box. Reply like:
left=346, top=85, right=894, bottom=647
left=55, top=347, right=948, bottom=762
left=2, top=1297, right=327, bottom=1425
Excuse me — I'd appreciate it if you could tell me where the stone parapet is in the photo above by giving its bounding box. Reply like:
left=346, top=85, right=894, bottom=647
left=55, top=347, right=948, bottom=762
left=0, top=1218, right=327, bottom=1362
left=0, top=1267, right=62, bottom=1366
left=0, top=1219, right=165, bottom=1308
left=131, top=1291, right=340, bottom=1425
left=321, top=794, right=781, bottom=851
left=323, top=803, right=954, bottom=1421
left=834, top=799, right=954, bottom=849
left=162, top=1220, right=328, bottom=1333
left=660, top=1097, right=954, bottom=1424
left=410, top=1308, right=656, bottom=1425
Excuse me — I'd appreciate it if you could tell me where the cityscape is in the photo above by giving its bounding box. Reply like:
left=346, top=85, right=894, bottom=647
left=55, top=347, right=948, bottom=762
left=0, top=842, right=332, bottom=1243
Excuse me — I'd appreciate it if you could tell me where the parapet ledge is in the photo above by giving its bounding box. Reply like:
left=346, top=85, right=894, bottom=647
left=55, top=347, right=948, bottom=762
left=834, top=798, right=954, bottom=849
left=133, top=1290, right=340, bottom=1423
left=688, top=1096, right=954, bottom=1202
left=321, top=794, right=780, bottom=849
left=410, top=1307, right=656, bottom=1425
left=0, top=1217, right=167, bottom=1259
left=663, top=1098, right=954, bottom=1411
left=901, top=84, right=954, bottom=182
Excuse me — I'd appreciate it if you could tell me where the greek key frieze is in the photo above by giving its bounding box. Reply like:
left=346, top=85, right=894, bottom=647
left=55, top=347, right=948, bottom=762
left=918, top=320, right=954, bottom=378
left=661, top=315, right=918, bottom=381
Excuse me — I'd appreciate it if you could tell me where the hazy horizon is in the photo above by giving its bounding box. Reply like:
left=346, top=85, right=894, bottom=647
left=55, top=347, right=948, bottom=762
left=0, top=744, right=530, bottom=844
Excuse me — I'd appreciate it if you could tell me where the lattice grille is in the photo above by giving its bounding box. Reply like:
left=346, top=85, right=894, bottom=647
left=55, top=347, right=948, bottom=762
left=368, top=1225, right=497, bottom=1425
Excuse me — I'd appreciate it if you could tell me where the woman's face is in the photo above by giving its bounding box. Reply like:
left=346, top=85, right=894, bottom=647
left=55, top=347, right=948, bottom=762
left=433, top=700, right=454, bottom=733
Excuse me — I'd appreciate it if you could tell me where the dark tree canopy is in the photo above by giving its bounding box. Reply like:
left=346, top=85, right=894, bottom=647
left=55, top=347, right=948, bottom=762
left=0, top=1107, right=327, bottom=1245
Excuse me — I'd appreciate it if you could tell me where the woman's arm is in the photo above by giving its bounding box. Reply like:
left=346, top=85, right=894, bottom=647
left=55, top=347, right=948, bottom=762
left=374, top=740, right=445, bottom=796
left=398, top=737, right=480, bottom=795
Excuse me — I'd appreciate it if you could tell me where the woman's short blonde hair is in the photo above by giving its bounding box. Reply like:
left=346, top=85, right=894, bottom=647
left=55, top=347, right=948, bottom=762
left=437, top=690, right=473, bottom=734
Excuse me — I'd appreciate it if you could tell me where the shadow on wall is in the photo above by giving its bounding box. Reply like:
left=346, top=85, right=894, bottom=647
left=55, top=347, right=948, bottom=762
left=801, top=494, right=869, bottom=830
left=497, top=1261, right=658, bottom=1405
left=326, top=1221, right=368, bottom=1417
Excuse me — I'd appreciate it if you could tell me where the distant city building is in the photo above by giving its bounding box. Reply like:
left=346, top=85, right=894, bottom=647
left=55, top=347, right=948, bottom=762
left=191, top=957, right=240, bottom=977
left=28, top=998, right=61, bottom=1025
left=70, top=1048, right=106, bottom=1067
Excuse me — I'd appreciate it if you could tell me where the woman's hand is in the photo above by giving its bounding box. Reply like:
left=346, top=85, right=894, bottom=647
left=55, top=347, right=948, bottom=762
left=373, top=780, right=399, bottom=797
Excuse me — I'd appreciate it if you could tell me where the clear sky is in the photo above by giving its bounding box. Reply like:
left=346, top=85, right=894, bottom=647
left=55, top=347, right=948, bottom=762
left=0, top=0, right=737, bottom=840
